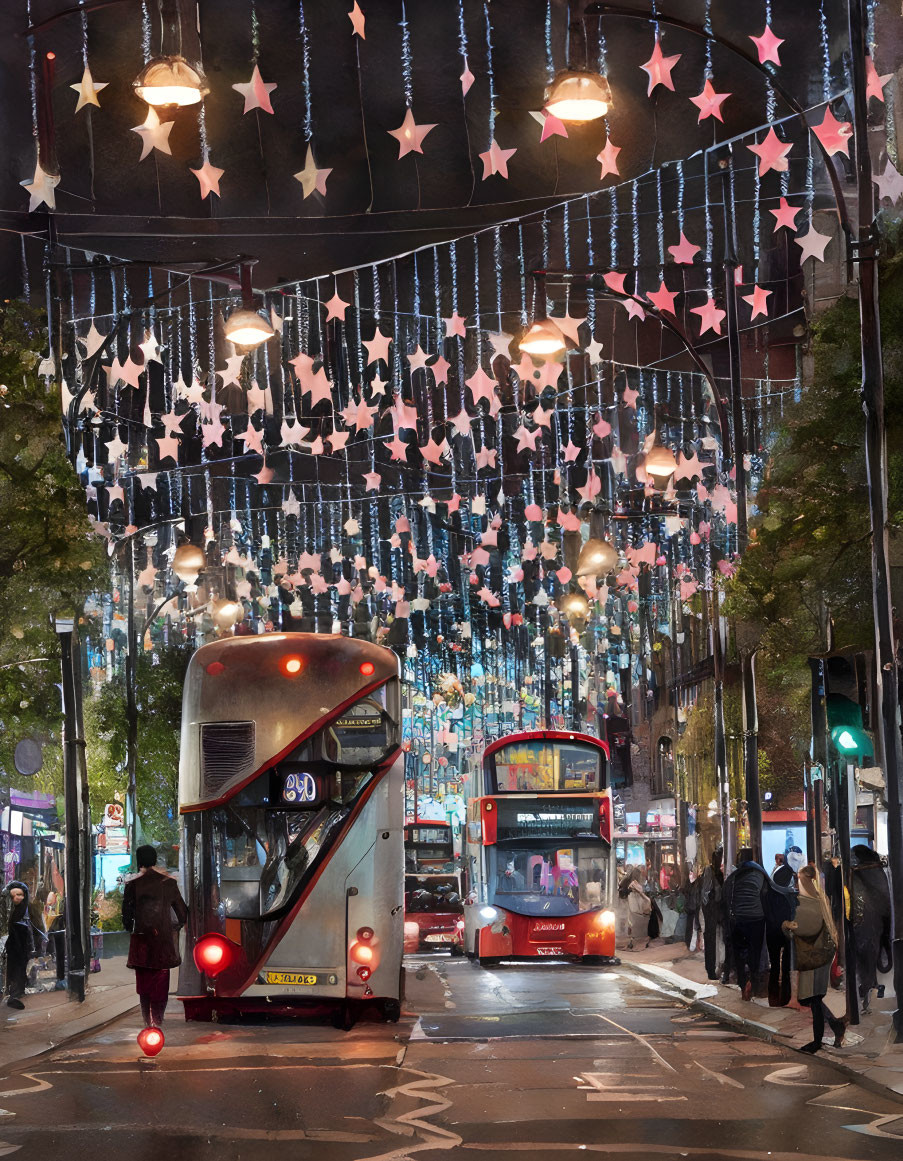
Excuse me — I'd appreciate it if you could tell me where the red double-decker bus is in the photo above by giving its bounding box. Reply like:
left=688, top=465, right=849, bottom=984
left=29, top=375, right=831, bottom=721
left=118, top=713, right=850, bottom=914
left=462, top=730, right=615, bottom=964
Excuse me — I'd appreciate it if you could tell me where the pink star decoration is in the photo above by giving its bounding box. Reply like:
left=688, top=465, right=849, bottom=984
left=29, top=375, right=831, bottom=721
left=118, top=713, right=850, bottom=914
left=690, top=79, right=730, bottom=123
left=388, top=108, right=437, bottom=158
left=603, top=271, right=627, bottom=295
left=596, top=139, right=621, bottom=179
left=325, top=291, right=350, bottom=321
left=514, top=425, right=541, bottom=453
left=749, top=25, right=784, bottom=67
left=460, top=61, right=475, bottom=96
left=646, top=281, right=678, bottom=315
left=691, top=295, right=726, bottom=336
left=444, top=312, right=467, bottom=338
left=769, top=197, right=802, bottom=232
left=668, top=232, right=700, bottom=264
left=479, top=139, right=517, bottom=179
left=795, top=224, right=832, bottom=263
left=363, top=329, right=392, bottom=364
left=812, top=106, right=853, bottom=158
left=191, top=157, right=224, bottom=199
left=640, top=38, right=681, bottom=96
left=538, top=110, right=568, bottom=142
left=348, top=2, right=365, bottom=38
left=747, top=127, right=792, bottom=176
left=232, top=65, right=277, bottom=115
left=866, top=57, right=892, bottom=103
left=742, top=285, right=771, bottom=320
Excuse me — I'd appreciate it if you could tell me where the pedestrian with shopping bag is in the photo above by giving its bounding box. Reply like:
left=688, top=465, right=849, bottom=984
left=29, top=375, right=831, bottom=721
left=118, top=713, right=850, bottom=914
left=782, top=865, right=845, bottom=1054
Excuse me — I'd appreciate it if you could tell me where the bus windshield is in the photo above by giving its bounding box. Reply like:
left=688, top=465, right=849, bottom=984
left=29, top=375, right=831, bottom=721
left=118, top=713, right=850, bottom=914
left=488, top=845, right=608, bottom=916
left=488, top=739, right=601, bottom=793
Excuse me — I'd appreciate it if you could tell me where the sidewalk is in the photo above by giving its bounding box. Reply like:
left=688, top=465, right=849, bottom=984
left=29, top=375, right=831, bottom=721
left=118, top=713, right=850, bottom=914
left=618, top=939, right=903, bottom=1100
left=0, top=957, right=138, bottom=1072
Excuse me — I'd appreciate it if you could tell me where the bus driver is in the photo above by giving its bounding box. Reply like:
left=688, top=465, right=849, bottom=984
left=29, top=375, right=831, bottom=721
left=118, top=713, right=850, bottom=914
left=496, top=858, right=526, bottom=892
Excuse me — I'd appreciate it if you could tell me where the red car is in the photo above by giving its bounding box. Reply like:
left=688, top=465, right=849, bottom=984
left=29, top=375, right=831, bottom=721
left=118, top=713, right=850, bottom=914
left=404, top=874, right=465, bottom=955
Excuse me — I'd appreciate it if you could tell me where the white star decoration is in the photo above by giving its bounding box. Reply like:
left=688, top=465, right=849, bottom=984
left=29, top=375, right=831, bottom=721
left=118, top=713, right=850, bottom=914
left=232, top=65, right=277, bottom=114
left=21, top=161, right=60, bottom=211
left=131, top=107, right=173, bottom=161
left=294, top=145, right=332, bottom=199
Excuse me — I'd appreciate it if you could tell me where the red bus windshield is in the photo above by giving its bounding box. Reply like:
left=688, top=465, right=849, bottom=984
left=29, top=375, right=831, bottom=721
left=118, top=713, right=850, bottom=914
left=488, top=739, right=602, bottom=793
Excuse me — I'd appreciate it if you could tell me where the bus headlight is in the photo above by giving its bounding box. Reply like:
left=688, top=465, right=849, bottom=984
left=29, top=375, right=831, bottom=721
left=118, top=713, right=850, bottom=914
left=480, top=906, right=498, bottom=921
left=597, top=909, right=616, bottom=929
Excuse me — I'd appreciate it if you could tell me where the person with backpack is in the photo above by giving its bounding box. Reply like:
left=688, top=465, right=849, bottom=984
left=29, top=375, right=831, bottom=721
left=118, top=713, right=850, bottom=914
left=722, top=848, right=770, bottom=1000
left=850, top=845, right=892, bottom=1014
left=700, top=849, right=724, bottom=981
left=783, top=865, right=845, bottom=1053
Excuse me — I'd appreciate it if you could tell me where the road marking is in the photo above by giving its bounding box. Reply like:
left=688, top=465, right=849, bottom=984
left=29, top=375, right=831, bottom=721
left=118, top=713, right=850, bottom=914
left=0, top=1143, right=20, bottom=1155
left=693, top=1060, right=744, bottom=1089
left=574, top=1071, right=686, bottom=1103
left=764, top=1064, right=846, bottom=1089
left=367, top=1067, right=463, bottom=1160
left=0, top=1077, right=52, bottom=1100
left=590, top=1013, right=677, bottom=1073
left=843, top=1114, right=903, bottom=1139
left=458, top=1145, right=891, bottom=1160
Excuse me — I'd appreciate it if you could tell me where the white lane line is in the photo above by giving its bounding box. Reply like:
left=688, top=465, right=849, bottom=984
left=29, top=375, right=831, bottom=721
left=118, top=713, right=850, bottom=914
left=590, top=1013, right=677, bottom=1073
left=367, top=1067, right=463, bottom=1160
left=0, top=1078, right=52, bottom=1100
left=457, top=1145, right=890, bottom=1160
left=693, top=1060, right=744, bottom=1089
left=764, top=1064, right=847, bottom=1089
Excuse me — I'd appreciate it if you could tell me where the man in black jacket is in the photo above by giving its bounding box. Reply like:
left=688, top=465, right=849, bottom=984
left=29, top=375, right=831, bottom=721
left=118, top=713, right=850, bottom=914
left=722, top=849, right=769, bottom=1001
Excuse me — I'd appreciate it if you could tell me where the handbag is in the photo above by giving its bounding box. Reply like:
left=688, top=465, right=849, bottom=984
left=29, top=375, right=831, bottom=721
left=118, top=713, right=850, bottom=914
left=794, top=921, right=837, bottom=971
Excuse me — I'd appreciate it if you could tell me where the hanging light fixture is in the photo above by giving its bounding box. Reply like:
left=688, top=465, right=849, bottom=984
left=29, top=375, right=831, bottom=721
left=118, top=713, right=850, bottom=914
left=171, top=542, right=206, bottom=585
left=644, top=443, right=679, bottom=482
left=560, top=591, right=590, bottom=621
left=545, top=70, right=612, bottom=122
left=224, top=263, right=274, bottom=349
left=133, top=55, right=208, bottom=108
left=576, top=537, right=618, bottom=578
left=212, top=597, right=245, bottom=630
left=519, top=272, right=566, bottom=356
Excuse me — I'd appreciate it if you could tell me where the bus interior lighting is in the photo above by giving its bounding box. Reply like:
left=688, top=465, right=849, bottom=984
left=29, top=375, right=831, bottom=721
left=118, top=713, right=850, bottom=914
left=480, top=906, right=499, bottom=921
left=137, top=1026, right=165, bottom=1057
left=193, top=933, right=236, bottom=977
left=359, top=661, right=375, bottom=676
left=280, top=654, right=304, bottom=676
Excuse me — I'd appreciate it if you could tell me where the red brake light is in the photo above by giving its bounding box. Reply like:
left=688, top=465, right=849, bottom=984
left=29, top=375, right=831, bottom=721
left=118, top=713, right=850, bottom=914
left=206, top=661, right=225, bottom=676
left=359, top=661, right=375, bottom=676
left=137, top=1026, right=165, bottom=1057
left=281, top=655, right=304, bottom=676
left=357, top=965, right=372, bottom=981
left=357, top=926, right=374, bottom=941
left=350, top=942, right=375, bottom=965
left=193, top=933, right=236, bottom=977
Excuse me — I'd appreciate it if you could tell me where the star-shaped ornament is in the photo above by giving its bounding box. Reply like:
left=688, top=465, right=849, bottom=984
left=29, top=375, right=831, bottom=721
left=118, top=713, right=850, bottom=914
left=668, top=232, right=700, bottom=264
left=407, top=345, right=431, bottom=372
left=646, top=281, right=678, bottom=315
left=479, top=139, right=517, bottom=179
left=387, top=433, right=408, bottom=462
left=603, top=271, right=627, bottom=294
left=233, top=65, right=277, bottom=114
left=466, top=366, right=497, bottom=405
left=328, top=429, right=350, bottom=452
left=444, top=312, right=467, bottom=338
left=812, top=106, right=852, bottom=157
left=219, top=353, right=246, bottom=387
left=623, top=298, right=646, bottom=322
left=156, top=434, right=180, bottom=462
left=238, top=423, right=265, bottom=454
left=421, top=437, right=449, bottom=465
left=742, top=285, right=771, bottom=320
left=138, top=331, right=162, bottom=364
left=874, top=161, right=903, bottom=204
left=747, top=127, right=791, bottom=176
left=866, top=57, right=892, bottom=103
left=246, top=381, right=267, bottom=412
left=690, top=79, right=730, bottom=123
left=562, top=440, right=581, bottom=463
left=363, top=329, right=392, bottom=364
left=640, top=38, right=681, bottom=95
left=795, top=224, right=832, bottom=263
left=363, top=470, right=381, bottom=491
left=294, top=145, right=332, bottom=199
left=514, top=425, right=541, bottom=453
left=325, top=291, right=350, bottom=321
left=530, top=110, right=568, bottom=142
left=749, top=25, right=784, bottom=66
left=131, top=107, right=173, bottom=161
left=577, top=473, right=602, bottom=504
left=348, top=1, right=366, bottom=38
left=389, top=108, right=437, bottom=158
left=674, top=452, right=704, bottom=481
left=79, top=323, right=108, bottom=359
left=691, top=296, right=726, bottom=336
left=474, top=446, right=497, bottom=470
left=21, top=161, right=60, bottom=211
left=553, top=311, right=586, bottom=345
left=191, top=157, right=224, bottom=199
left=71, top=66, right=108, bottom=112
left=431, top=354, right=450, bottom=385
left=460, top=61, right=475, bottom=96
left=621, top=386, right=639, bottom=410
left=770, top=196, right=802, bottom=231
left=448, top=409, right=472, bottom=438
left=597, top=139, right=621, bottom=179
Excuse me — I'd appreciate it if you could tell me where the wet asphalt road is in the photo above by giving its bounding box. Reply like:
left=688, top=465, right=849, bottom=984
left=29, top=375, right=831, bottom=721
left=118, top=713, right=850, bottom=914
left=0, top=956, right=901, bottom=1160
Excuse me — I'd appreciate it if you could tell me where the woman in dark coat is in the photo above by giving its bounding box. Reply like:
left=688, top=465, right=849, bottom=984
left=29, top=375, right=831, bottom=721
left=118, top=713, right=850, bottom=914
left=1, top=880, right=46, bottom=1009
left=122, top=845, right=188, bottom=1026
left=850, top=845, right=892, bottom=1013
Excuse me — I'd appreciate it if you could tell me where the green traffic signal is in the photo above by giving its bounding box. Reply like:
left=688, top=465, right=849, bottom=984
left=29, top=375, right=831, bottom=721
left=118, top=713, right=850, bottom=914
left=830, top=724, right=873, bottom=756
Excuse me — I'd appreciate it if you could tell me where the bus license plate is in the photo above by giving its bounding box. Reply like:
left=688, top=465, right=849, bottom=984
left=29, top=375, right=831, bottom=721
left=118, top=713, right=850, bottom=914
left=425, top=933, right=452, bottom=942
left=536, top=946, right=565, bottom=956
left=262, top=971, right=321, bottom=986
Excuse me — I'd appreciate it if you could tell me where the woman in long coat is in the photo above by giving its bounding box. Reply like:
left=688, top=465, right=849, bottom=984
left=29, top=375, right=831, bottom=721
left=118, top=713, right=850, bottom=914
left=0, top=880, right=46, bottom=1009
left=850, top=845, right=892, bottom=1013
left=122, top=845, right=188, bottom=1026
left=784, top=866, right=845, bottom=1053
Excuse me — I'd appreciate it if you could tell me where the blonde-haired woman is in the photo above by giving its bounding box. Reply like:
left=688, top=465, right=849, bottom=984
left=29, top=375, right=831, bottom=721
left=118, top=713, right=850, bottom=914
left=783, top=865, right=845, bottom=1053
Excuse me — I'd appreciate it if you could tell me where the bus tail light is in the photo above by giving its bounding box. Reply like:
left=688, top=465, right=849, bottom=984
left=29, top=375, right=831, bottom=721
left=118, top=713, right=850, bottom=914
left=193, top=933, right=237, bottom=977
left=280, top=654, right=304, bottom=676
left=480, top=799, right=497, bottom=845
left=359, top=661, right=375, bottom=676
left=350, top=926, right=378, bottom=969
left=598, top=796, right=612, bottom=843
left=137, top=1026, right=165, bottom=1057
left=357, top=965, right=372, bottom=981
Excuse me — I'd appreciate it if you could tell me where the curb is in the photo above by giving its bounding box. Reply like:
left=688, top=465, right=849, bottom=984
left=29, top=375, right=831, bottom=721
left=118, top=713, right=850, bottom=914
left=0, top=988, right=141, bottom=1075
left=617, top=961, right=903, bottom=1106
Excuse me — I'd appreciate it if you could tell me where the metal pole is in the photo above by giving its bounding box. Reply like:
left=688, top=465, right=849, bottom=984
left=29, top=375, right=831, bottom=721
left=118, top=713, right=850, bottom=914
left=712, top=588, right=732, bottom=868
left=571, top=643, right=580, bottom=730
left=848, top=0, right=903, bottom=1040
left=125, top=541, right=139, bottom=869
left=742, top=651, right=762, bottom=863
left=838, top=760, right=860, bottom=1025
left=57, top=621, right=86, bottom=1002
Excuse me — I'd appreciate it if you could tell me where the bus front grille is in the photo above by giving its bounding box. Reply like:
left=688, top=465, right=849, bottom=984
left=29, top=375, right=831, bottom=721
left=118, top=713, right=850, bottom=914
left=201, top=721, right=256, bottom=797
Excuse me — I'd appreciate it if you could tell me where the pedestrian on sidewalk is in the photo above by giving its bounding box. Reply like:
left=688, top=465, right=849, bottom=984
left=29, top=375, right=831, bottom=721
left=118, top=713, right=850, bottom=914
left=700, top=849, right=724, bottom=981
left=0, top=880, right=47, bottom=1010
left=765, top=860, right=798, bottom=1007
left=621, top=867, right=653, bottom=949
left=850, top=845, right=892, bottom=1014
left=723, top=848, right=770, bottom=1000
left=783, top=865, right=844, bottom=1054
left=122, top=845, right=188, bottom=1027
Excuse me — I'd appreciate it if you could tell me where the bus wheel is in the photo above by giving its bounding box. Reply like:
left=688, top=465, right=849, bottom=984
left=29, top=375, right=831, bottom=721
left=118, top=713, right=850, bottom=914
left=382, top=998, right=401, bottom=1023
left=449, top=943, right=464, bottom=958
left=477, top=956, right=500, bottom=968
left=332, top=1001, right=356, bottom=1031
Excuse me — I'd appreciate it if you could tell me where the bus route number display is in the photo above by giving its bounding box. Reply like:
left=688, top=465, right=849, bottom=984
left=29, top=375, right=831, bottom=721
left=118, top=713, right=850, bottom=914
left=281, top=771, right=320, bottom=806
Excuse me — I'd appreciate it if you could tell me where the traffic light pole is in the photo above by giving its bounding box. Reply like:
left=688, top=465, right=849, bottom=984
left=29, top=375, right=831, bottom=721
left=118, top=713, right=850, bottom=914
left=848, top=0, right=903, bottom=1040
left=57, top=619, right=87, bottom=1003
